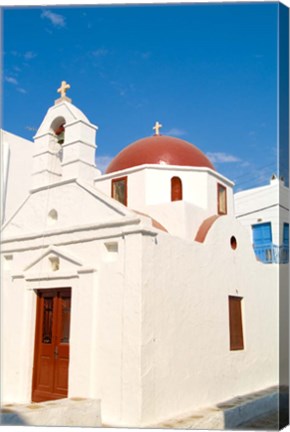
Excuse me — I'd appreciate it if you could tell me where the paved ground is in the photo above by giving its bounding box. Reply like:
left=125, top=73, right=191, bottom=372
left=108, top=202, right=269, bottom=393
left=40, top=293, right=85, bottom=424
left=238, top=409, right=289, bottom=430
left=1, top=387, right=288, bottom=430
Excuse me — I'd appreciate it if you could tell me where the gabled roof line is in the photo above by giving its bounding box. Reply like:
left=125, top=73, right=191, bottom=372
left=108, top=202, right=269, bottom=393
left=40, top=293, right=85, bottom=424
left=1, top=216, right=143, bottom=244
left=1, top=194, right=31, bottom=231
left=24, top=245, right=84, bottom=272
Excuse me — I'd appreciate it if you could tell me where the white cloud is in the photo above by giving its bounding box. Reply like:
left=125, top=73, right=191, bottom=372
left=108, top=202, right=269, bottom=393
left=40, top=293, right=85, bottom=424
left=206, top=152, right=241, bottom=163
left=41, top=10, right=66, bottom=28
left=25, top=126, right=37, bottom=131
left=91, top=48, right=108, bottom=57
left=96, top=156, right=113, bottom=173
left=240, top=161, right=251, bottom=168
left=165, top=128, right=187, bottom=137
left=5, top=76, right=18, bottom=85
left=24, top=51, right=37, bottom=60
left=17, top=88, right=27, bottom=94
left=141, top=51, right=151, bottom=59
left=109, top=80, right=131, bottom=98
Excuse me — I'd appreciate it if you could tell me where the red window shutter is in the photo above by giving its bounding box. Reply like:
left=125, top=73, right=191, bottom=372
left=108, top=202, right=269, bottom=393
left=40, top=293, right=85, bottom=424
left=229, top=296, right=244, bottom=350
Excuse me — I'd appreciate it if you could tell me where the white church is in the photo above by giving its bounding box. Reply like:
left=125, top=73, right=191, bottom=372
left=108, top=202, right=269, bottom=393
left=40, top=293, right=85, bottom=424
left=1, top=82, right=288, bottom=428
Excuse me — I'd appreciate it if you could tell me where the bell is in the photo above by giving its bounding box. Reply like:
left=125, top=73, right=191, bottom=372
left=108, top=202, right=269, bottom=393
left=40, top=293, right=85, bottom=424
left=57, top=131, right=65, bottom=144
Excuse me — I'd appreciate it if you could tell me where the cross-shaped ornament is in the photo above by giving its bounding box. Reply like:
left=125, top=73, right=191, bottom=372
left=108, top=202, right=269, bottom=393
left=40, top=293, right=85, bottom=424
left=57, top=81, right=71, bottom=98
left=153, top=121, right=162, bottom=135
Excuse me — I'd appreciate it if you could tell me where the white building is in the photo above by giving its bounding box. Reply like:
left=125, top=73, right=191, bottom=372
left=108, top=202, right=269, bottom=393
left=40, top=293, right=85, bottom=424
left=1, top=130, right=34, bottom=225
left=0, top=86, right=287, bottom=427
left=234, top=176, right=289, bottom=264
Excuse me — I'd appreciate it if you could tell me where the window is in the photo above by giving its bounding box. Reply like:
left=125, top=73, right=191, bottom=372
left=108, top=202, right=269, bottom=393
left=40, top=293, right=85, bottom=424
left=171, top=176, right=183, bottom=201
left=283, top=223, right=289, bottom=246
left=252, top=223, right=273, bottom=263
left=60, top=296, right=71, bottom=344
left=230, top=236, right=237, bottom=250
left=217, top=183, right=227, bottom=215
left=252, top=222, right=272, bottom=245
left=282, top=223, right=289, bottom=263
left=228, top=296, right=244, bottom=350
left=111, top=177, right=127, bottom=206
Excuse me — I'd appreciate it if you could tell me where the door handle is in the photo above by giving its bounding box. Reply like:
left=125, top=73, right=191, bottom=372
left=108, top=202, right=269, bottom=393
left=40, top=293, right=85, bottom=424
left=54, top=346, right=58, bottom=359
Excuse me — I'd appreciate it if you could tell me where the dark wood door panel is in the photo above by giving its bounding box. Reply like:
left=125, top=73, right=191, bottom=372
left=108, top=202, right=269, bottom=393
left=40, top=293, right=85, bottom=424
left=32, top=288, right=71, bottom=402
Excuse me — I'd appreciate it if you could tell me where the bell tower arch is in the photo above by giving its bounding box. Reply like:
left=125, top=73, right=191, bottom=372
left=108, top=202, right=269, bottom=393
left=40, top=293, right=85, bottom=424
left=31, top=82, right=99, bottom=190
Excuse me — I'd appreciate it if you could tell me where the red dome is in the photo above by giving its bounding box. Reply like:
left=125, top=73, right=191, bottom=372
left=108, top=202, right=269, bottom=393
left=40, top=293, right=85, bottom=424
left=106, top=135, right=215, bottom=174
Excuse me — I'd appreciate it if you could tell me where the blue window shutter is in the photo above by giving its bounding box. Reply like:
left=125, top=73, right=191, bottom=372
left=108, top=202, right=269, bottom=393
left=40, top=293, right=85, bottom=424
left=283, top=223, right=289, bottom=245
left=252, top=223, right=272, bottom=245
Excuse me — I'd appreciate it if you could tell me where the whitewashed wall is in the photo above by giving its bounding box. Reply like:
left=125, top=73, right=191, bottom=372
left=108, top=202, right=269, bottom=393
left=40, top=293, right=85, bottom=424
left=0, top=99, right=282, bottom=428
left=234, top=178, right=289, bottom=245
left=1, top=130, right=34, bottom=224
left=95, top=165, right=234, bottom=240
left=2, top=215, right=279, bottom=427
left=140, top=217, right=279, bottom=425
left=95, top=165, right=233, bottom=210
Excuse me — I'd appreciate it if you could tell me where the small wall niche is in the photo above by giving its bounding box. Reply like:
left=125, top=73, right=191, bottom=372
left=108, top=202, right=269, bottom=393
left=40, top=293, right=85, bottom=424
left=103, top=242, right=119, bottom=262
left=48, top=209, right=58, bottom=225
left=4, top=255, right=13, bottom=271
left=49, top=256, right=60, bottom=271
left=230, top=236, right=237, bottom=250
left=105, top=242, right=118, bottom=253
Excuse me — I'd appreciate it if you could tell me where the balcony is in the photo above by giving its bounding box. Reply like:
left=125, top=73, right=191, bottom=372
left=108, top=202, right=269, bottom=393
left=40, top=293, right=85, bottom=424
left=253, top=243, right=289, bottom=264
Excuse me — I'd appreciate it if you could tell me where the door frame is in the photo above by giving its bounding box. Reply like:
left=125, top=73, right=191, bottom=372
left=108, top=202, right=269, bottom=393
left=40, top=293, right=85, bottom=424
left=31, top=287, right=72, bottom=402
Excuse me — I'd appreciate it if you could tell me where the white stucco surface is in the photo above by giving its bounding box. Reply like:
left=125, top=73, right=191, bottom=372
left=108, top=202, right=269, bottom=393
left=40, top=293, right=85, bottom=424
left=1, top=98, right=285, bottom=428
left=234, top=178, right=289, bottom=245
left=95, top=165, right=234, bottom=240
left=0, top=130, right=34, bottom=224
left=139, top=218, right=278, bottom=425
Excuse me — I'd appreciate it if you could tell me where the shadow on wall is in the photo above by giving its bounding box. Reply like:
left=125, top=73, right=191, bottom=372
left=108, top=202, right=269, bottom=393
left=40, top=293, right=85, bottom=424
left=0, top=409, right=28, bottom=426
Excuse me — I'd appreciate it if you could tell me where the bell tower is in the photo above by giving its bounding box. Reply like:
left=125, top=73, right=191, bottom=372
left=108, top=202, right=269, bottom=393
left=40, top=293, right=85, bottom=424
left=32, top=81, right=99, bottom=190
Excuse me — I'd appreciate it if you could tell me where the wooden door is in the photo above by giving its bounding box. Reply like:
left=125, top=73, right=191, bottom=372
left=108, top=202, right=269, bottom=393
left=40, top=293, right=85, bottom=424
left=32, top=288, right=71, bottom=402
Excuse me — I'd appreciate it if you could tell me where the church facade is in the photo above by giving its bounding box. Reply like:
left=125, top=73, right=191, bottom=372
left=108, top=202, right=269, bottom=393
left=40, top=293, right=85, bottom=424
left=1, top=85, right=286, bottom=427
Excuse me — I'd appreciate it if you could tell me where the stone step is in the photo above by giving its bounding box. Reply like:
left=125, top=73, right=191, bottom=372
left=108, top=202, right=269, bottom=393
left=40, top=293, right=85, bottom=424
left=0, top=397, right=101, bottom=427
left=149, top=386, right=288, bottom=429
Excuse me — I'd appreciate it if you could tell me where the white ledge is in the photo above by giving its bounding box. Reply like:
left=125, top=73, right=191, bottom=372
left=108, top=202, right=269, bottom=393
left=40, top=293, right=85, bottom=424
left=61, top=139, right=97, bottom=149
left=77, top=267, right=97, bottom=274
left=1, top=217, right=142, bottom=244
left=94, top=164, right=234, bottom=187
left=24, top=271, right=80, bottom=281
left=65, top=119, right=98, bottom=131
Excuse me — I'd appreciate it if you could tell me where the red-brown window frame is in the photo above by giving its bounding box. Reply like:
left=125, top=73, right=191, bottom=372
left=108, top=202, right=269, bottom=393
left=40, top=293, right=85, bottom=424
left=111, top=176, right=128, bottom=206
left=228, top=296, right=244, bottom=351
left=217, top=183, right=227, bottom=215
left=171, top=176, right=183, bottom=201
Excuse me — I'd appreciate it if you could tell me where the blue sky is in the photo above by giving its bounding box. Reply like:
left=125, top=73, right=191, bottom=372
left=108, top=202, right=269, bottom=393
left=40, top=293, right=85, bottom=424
left=2, top=3, right=288, bottom=190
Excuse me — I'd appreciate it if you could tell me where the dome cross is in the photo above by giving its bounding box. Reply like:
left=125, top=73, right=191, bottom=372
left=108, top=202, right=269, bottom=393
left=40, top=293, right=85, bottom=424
left=57, top=80, right=71, bottom=98
left=153, top=121, right=162, bottom=136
